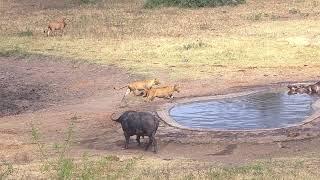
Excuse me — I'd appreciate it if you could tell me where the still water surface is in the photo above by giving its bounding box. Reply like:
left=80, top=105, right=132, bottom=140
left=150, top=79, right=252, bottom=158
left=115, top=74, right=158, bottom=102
left=170, top=91, right=318, bottom=130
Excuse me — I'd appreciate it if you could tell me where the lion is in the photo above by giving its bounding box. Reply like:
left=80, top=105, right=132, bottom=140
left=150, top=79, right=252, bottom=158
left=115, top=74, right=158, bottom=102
left=146, top=85, right=180, bottom=101
left=114, top=79, right=160, bottom=101
left=287, top=84, right=309, bottom=95
left=288, top=82, right=320, bottom=95
left=306, top=83, right=320, bottom=94
left=44, top=17, right=67, bottom=37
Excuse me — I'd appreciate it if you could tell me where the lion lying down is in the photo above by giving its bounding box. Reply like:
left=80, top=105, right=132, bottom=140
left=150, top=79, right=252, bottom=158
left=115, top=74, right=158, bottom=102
left=146, top=85, right=180, bottom=101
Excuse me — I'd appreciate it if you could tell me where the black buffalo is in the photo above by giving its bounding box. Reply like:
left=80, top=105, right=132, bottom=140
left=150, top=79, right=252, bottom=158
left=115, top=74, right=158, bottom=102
left=111, top=111, right=159, bottom=153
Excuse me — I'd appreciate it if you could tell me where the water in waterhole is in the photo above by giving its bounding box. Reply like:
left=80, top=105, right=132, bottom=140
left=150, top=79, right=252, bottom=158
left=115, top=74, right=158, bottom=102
left=169, top=90, right=319, bottom=130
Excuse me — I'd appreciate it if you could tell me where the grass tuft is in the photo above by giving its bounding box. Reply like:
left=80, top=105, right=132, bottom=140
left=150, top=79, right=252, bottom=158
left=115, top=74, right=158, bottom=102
left=57, top=158, right=74, bottom=179
left=182, top=39, right=208, bottom=50
left=17, top=30, right=33, bottom=37
left=0, top=161, right=14, bottom=179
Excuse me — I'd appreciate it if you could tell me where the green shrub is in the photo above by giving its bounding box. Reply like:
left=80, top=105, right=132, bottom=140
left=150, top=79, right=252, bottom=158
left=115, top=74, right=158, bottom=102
left=79, top=0, right=98, bottom=4
left=144, top=0, right=246, bottom=8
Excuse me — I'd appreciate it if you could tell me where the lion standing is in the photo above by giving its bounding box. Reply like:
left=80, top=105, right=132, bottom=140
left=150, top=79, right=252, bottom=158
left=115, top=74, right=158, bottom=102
left=44, top=17, right=67, bottom=36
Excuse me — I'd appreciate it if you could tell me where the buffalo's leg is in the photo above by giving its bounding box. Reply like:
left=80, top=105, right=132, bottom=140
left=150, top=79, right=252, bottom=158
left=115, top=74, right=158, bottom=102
left=123, top=133, right=130, bottom=149
left=152, top=135, right=158, bottom=153
left=145, top=136, right=153, bottom=151
left=136, top=135, right=141, bottom=146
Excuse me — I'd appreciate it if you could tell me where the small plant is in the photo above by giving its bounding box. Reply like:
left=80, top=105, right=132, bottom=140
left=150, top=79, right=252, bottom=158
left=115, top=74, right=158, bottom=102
left=57, top=158, right=74, bottom=179
left=183, top=40, right=208, bottom=50
left=30, top=115, right=139, bottom=179
left=17, top=30, right=33, bottom=37
left=0, top=161, right=14, bottom=179
left=247, top=13, right=263, bottom=21
left=289, top=8, right=301, bottom=14
left=104, top=155, right=120, bottom=162
left=31, top=116, right=76, bottom=179
left=31, top=124, right=49, bottom=163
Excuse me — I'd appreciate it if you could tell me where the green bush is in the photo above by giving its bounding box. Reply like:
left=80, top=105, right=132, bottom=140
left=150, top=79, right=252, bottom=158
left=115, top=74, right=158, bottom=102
left=144, top=0, right=245, bottom=8
left=79, top=0, right=98, bottom=4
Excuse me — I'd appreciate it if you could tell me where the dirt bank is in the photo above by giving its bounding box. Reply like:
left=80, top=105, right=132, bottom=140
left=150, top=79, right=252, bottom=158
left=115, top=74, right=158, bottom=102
left=1, top=56, right=320, bottom=166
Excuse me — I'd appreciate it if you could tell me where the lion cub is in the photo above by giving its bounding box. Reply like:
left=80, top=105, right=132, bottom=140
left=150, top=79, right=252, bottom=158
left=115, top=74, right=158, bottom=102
left=146, top=85, right=180, bottom=101
left=114, top=79, right=160, bottom=101
left=44, top=17, right=67, bottom=36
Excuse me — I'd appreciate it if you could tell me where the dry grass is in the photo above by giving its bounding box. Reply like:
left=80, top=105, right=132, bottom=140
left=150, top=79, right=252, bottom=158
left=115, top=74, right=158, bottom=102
left=1, top=0, right=320, bottom=79
left=4, top=155, right=320, bottom=179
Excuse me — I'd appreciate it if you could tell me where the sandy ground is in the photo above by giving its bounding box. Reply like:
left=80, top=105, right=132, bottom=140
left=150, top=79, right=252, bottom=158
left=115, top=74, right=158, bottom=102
left=1, top=55, right=320, bottom=167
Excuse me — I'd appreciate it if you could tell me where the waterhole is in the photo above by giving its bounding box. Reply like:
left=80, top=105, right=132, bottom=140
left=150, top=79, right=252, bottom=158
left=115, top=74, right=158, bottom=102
left=169, top=90, right=319, bottom=130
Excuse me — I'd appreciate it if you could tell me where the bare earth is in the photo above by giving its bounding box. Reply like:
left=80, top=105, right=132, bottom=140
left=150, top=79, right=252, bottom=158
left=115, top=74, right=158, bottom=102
left=1, top=55, right=320, bottom=166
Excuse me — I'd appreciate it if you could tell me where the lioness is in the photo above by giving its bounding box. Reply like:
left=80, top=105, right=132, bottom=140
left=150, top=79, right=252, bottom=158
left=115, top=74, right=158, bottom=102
left=287, top=82, right=320, bottom=95
left=146, top=85, right=180, bottom=101
left=114, top=79, right=160, bottom=101
left=287, top=84, right=309, bottom=95
left=306, top=83, right=320, bottom=94
left=44, top=17, right=67, bottom=36
left=296, top=85, right=309, bottom=94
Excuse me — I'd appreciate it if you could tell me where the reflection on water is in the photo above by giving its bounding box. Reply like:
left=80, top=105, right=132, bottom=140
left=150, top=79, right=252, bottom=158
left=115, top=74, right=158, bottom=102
left=170, top=90, right=318, bottom=130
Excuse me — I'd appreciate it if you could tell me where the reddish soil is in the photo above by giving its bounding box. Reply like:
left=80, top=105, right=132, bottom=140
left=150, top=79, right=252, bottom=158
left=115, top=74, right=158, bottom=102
left=1, top=55, right=320, bottom=166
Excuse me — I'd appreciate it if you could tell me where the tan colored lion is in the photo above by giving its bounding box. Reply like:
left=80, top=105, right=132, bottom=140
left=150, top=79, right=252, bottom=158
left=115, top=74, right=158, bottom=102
left=114, top=79, right=160, bottom=101
left=146, top=85, right=180, bottom=101
left=44, top=17, right=67, bottom=36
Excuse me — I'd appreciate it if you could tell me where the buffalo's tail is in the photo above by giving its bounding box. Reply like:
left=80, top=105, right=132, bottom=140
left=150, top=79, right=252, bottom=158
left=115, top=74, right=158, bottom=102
left=110, top=112, right=118, bottom=121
